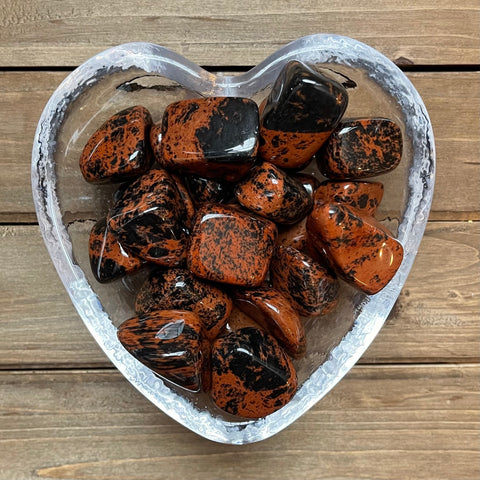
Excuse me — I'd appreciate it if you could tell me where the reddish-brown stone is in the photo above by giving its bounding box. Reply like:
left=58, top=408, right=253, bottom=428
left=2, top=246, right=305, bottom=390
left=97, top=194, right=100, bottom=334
left=211, top=327, right=297, bottom=418
left=307, top=202, right=404, bottom=294
left=235, top=161, right=312, bottom=224
left=117, top=310, right=204, bottom=392
left=234, top=287, right=306, bottom=357
left=79, top=106, right=152, bottom=183
left=187, top=204, right=277, bottom=287
left=270, top=245, right=338, bottom=316
left=318, top=118, right=402, bottom=179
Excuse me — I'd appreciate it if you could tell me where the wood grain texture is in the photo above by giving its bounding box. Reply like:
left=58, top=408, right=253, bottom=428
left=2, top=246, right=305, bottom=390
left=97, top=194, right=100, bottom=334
left=1, top=71, right=479, bottom=222
left=0, top=222, right=478, bottom=369
left=0, top=0, right=478, bottom=67
left=0, top=366, right=478, bottom=480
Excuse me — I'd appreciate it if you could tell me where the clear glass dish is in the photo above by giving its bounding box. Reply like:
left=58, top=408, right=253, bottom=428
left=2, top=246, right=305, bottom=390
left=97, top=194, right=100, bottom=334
left=31, top=34, right=435, bottom=444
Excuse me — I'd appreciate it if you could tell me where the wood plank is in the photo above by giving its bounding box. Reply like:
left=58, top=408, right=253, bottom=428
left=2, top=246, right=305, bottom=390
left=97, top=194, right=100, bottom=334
left=0, top=221, right=478, bottom=369
left=1, top=71, right=479, bottom=222
left=0, top=1, right=478, bottom=67
left=0, top=366, right=478, bottom=480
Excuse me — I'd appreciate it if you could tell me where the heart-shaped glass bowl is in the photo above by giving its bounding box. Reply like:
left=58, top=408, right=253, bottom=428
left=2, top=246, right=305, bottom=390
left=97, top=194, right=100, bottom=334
left=31, top=34, right=435, bottom=444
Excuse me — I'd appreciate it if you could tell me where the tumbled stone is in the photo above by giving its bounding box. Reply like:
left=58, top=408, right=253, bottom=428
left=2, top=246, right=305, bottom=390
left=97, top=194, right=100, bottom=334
left=234, top=287, right=306, bottom=357
left=292, top=173, right=321, bottom=198
left=135, top=268, right=232, bottom=341
left=259, top=60, right=348, bottom=169
left=314, top=180, right=384, bottom=215
left=235, top=161, right=313, bottom=224
left=117, top=310, right=204, bottom=392
left=307, top=202, right=404, bottom=294
left=211, top=327, right=297, bottom=418
left=270, top=245, right=338, bottom=316
left=187, top=204, right=277, bottom=287
left=160, top=97, right=259, bottom=181
left=184, top=175, right=233, bottom=206
left=318, top=118, right=403, bottom=179
left=79, top=106, right=152, bottom=183
left=149, top=121, right=162, bottom=163
left=277, top=217, right=308, bottom=251
left=108, top=168, right=188, bottom=266
left=88, top=217, right=142, bottom=283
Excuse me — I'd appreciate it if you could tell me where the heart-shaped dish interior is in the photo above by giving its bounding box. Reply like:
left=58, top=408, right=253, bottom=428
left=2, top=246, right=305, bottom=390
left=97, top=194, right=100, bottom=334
left=32, top=34, right=434, bottom=444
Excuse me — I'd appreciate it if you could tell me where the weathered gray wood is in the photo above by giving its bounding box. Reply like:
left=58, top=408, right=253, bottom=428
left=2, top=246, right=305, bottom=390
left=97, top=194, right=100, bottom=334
left=0, top=0, right=478, bottom=67
left=0, top=366, right=478, bottom=480
left=1, top=71, right=479, bottom=222
left=0, top=222, right=478, bottom=369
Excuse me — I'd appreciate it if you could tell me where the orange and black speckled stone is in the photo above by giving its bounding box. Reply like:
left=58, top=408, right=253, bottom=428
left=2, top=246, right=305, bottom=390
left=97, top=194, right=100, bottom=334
left=184, top=175, right=233, bottom=206
left=79, top=106, right=153, bottom=184
left=314, top=180, right=384, bottom=216
left=270, top=245, right=338, bottom=317
left=135, top=268, right=232, bottom=341
left=108, top=168, right=189, bottom=266
left=211, top=327, right=297, bottom=418
left=117, top=310, right=204, bottom=392
left=88, top=217, right=142, bottom=283
left=235, top=161, right=313, bottom=225
left=160, top=97, right=259, bottom=182
left=258, top=60, right=348, bottom=170
left=187, top=204, right=277, bottom=287
left=277, top=217, right=308, bottom=251
left=319, top=118, right=403, bottom=179
left=307, top=202, right=404, bottom=295
left=150, top=121, right=162, bottom=163
left=234, top=287, right=306, bottom=358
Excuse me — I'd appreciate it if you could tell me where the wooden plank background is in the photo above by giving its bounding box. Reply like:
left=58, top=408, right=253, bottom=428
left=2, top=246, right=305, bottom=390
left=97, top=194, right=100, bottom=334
left=0, top=1, right=479, bottom=479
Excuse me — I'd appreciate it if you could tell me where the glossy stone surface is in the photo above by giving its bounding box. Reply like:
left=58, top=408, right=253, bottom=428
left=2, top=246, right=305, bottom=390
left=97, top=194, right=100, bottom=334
left=234, top=287, right=306, bottom=357
left=117, top=310, right=204, bottom=392
left=211, top=327, right=297, bottom=418
left=79, top=105, right=152, bottom=183
left=88, top=217, right=142, bottom=283
left=149, top=121, right=162, bottom=163
left=259, top=60, right=348, bottom=169
left=270, top=245, right=338, bottom=316
left=277, top=217, right=308, bottom=251
left=108, top=168, right=188, bottom=266
left=292, top=173, right=321, bottom=198
left=135, top=268, right=232, bottom=341
left=307, top=202, right=404, bottom=294
left=319, top=118, right=403, bottom=179
left=185, top=175, right=233, bottom=206
left=235, top=161, right=313, bottom=224
left=187, top=204, right=277, bottom=287
left=314, top=180, right=384, bottom=216
left=160, top=96, right=259, bottom=181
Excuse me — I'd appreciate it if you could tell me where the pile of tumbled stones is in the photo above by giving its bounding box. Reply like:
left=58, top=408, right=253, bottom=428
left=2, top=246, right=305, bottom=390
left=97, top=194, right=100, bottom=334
left=81, top=60, right=404, bottom=419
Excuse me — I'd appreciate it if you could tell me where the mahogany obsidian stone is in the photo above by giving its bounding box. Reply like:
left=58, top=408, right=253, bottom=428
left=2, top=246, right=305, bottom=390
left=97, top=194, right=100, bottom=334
left=233, top=287, right=306, bottom=358
left=276, top=217, right=308, bottom=251
left=307, top=201, right=404, bottom=295
left=211, top=327, right=297, bottom=418
left=79, top=105, right=153, bottom=184
left=270, top=245, right=338, bottom=317
left=187, top=204, right=277, bottom=287
left=314, top=180, right=384, bottom=216
left=318, top=118, right=403, bottom=179
left=235, top=161, right=313, bottom=225
left=259, top=60, right=348, bottom=169
left=107, top=168, right=189, bottom=266
left=117, top=310, right=204, bottom=392
left=135, top=268, right=232, bottom=341
left=160, top=96, right=259, bottom=182
left=292, top=173, right=321, bottom=199
left=184, top=175, right=234, bottom=206
left=88, top=217, right=142, bottom=283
